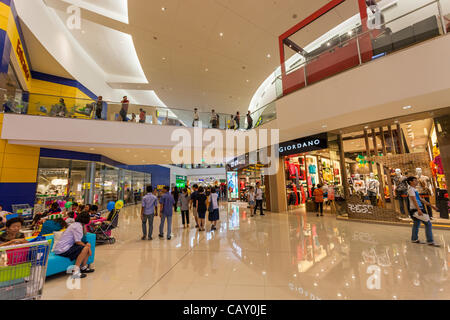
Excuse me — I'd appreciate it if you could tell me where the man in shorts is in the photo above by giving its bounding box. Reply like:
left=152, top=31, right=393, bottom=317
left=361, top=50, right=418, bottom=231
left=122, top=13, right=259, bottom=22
left=190, top=184, right=199, bottom=228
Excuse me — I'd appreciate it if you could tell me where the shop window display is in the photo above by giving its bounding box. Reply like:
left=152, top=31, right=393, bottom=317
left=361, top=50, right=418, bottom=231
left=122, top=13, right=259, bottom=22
left=338, top=108, right=450, bottom=223
left=280, top=133, right=346, bottom=215
left=35, top=158, right=151, bottom=211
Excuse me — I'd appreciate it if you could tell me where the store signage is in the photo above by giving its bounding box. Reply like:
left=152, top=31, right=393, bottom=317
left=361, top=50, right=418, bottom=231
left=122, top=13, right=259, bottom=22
left=16, top=39, right=30, bottom=81
left=278, top=133, right=328, bottom=156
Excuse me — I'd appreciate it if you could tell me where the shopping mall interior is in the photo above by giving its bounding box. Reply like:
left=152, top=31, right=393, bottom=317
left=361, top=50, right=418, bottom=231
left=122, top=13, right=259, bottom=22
left=0, top=0, right=449, bottom=302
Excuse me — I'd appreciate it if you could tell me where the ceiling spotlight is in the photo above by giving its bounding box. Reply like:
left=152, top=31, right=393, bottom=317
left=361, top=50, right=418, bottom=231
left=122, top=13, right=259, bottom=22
left=348, top=31, right=353, bottom=36
left=364, top=126, right=369, bottom=129
left=266, top=54, right=271, bottom=58
left=161, top=7, right=166, bottom=11
left=162, top=57, right=166, bottom=61
left=327, top=42, right=331, bottom=46
left=402, top=105, right=412, bottom=110
left=219, top=32, right=224, bottom=37
left=246, top=79, right=249, bottom=83
left=205, top=68, right=209, bottom=72
left=322, top=125, right=327, bottom=128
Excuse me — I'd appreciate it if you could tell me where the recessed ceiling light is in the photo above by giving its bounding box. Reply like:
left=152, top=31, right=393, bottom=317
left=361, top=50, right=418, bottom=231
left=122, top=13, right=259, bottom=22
left=364, top=126, right=369, bottom=129
left=89, top=148, right=95, bottom=151
left=219, top=32, right=224, bottom=37
left=205, top=68, right=209, bottom=72
left=348, top=31, right=353, bottom=36
left=322, top=125, right=327, bottom=128
left=161, top=7, right=166, bottom=11
left=266, top=54, right=271, bottom=58
left=327, top=42, right=331, bottom=46
left=394, top=120, right=399, bottom=124
left=246, top=80, right=249, bottom=83
left=403, top=105, right=412, bottom=110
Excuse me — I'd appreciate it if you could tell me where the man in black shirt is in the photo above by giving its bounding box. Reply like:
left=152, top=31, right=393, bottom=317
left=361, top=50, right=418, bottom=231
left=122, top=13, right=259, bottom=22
left=190, top=184, right=199, bottom=228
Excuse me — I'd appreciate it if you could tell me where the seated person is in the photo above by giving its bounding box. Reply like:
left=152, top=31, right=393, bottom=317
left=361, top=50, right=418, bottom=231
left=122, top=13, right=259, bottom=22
left=89, top=205, right=101, bottom=220
left=53, top=212, right=95, bottom=279
left=65, top=211, right=76, bottom=225
left=0, top=218, right=28, bottom=247
left=83, top=204, right=91, bottom=213
left=39, top=218, right=67, bottom=236
left=48, top=202, right=62, bottom=214
left=0, top=204, right=9, bottom=221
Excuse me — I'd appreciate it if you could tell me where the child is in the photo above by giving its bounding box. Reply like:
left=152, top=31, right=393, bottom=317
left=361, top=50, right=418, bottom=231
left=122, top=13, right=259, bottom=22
left=66, top=211, right=76, bottom=225
left=89, top=205, right=101, bottom=220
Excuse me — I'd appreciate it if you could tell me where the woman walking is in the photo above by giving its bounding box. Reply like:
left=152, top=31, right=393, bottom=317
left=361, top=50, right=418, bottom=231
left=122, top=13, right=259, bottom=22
left=196, top=187, right=207, bottom=231
left=208, top=187, right=220, bottom=231
left=178, top=188, right=190, bottom=228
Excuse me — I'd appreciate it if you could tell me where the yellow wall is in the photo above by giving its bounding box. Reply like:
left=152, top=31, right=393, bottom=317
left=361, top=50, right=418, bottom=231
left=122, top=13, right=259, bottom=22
left=0, top=114, right=40, bottom=183
left=28, top=79, right=94, bottom=119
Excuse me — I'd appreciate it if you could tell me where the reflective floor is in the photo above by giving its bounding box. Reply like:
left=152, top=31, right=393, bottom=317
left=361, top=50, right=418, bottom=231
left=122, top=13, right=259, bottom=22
left=42, top=202, right=450, bottom=300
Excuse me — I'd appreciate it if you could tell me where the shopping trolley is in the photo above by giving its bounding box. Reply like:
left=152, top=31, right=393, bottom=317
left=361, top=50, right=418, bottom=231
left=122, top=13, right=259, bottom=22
left=0, top=240, right=51, bottom=300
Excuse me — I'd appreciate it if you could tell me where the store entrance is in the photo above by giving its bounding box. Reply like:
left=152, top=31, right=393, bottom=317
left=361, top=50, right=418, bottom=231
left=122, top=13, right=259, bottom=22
left=283, top=148, right=345, bottom=214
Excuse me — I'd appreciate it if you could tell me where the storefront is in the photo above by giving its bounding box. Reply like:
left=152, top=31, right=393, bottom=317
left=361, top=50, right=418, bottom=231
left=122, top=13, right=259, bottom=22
left=35, top=157, right=151, bottom=212
left=335, top=107, right=449, bottom=223
left=279, top=133, right=347, bottom=213
left=226, top=152, right=268, bottom=209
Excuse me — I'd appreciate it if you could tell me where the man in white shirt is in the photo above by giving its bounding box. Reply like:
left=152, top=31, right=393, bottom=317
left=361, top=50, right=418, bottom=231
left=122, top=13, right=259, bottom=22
left=406, top=176, right=439, bottom=247
left=253, top=182, right=264, bottom=216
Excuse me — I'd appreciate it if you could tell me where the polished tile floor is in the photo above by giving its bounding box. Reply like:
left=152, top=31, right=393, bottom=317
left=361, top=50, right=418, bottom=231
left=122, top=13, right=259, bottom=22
left=42, top=202, right=450, bottom=300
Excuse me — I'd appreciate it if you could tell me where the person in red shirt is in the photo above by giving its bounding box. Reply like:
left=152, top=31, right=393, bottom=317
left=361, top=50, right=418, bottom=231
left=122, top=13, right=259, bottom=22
left=139, top=108, right=146, bottom=123
left=314, top=184, right=324, bottom=217
left=120, top=96, right=129, bottom=121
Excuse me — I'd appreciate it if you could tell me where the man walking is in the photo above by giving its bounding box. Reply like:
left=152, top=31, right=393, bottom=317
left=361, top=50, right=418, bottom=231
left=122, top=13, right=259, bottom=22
left=190, top=184, right=200, bottom=228
left=254, top=182, right=264, bottom=216
left=141, top=186, right=158, bottom=240
left=159, top=186, right=175, bottom=240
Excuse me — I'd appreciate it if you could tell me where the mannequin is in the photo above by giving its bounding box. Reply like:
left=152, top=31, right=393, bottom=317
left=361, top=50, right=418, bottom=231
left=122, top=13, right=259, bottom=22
left=353, top=174, right=366, bottom=201
left=367, top=173, right=380, bottom=206
left=415, top=168, right=434, bottom=217
left=392, top=168, right=408, bottom=216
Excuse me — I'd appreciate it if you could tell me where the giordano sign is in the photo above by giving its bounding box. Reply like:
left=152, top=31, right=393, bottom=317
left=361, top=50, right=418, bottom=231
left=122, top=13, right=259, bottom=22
left=278, top=133, right=328, bottom=156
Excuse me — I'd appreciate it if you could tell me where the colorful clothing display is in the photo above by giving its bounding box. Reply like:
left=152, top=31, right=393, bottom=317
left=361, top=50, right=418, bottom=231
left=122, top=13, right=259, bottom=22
left=308, top=164, right=317, bottom=174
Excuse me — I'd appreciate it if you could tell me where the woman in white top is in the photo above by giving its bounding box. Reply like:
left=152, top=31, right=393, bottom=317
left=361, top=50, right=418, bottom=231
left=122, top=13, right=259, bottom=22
left=248, top=186, right=256, bottom=217
left=208, top=187, right=220, bottom=231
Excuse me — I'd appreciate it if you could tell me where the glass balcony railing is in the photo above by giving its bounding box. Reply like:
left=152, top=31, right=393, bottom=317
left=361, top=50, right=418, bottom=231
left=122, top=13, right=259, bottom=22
left=0, top=91, right=273, bottom=130
left=279, top=0, right=448, bottom=96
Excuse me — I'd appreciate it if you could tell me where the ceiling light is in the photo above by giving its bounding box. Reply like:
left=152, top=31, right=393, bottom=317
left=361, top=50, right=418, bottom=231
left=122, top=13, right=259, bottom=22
left=161, top=7, right=166, bottom=11
left=322, top=125, right=327, bottom=128
left=403, top=105, right=412, bottom=110
left=364, top=126, right=369, bottom=129
left=394, top=120, right=399, bottom=124
left=246, top=79, right=249, bottom=83
left=219, top=32, right=224, bottom=37
left=89, top=148, right=95, bottom=151
left=205, top=68, right=209, bottom=72
left=348, top=31, right=353, bottom=36
left=266, top=54, right=271, bottom=58
left=327, top=42, right=331, bottom=46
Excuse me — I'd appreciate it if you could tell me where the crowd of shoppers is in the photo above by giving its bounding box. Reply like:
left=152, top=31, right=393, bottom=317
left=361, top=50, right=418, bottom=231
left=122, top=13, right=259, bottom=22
left=139, top=184, right=225, bottom=239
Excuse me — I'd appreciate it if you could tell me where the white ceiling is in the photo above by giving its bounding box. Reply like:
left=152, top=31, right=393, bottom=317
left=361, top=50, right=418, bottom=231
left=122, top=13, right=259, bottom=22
left=21, top=0, right=359, bottom=114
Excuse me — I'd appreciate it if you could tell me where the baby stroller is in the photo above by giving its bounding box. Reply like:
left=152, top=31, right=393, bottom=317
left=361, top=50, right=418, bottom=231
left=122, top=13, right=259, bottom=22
left=88, top=209, right=120, bottom=245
